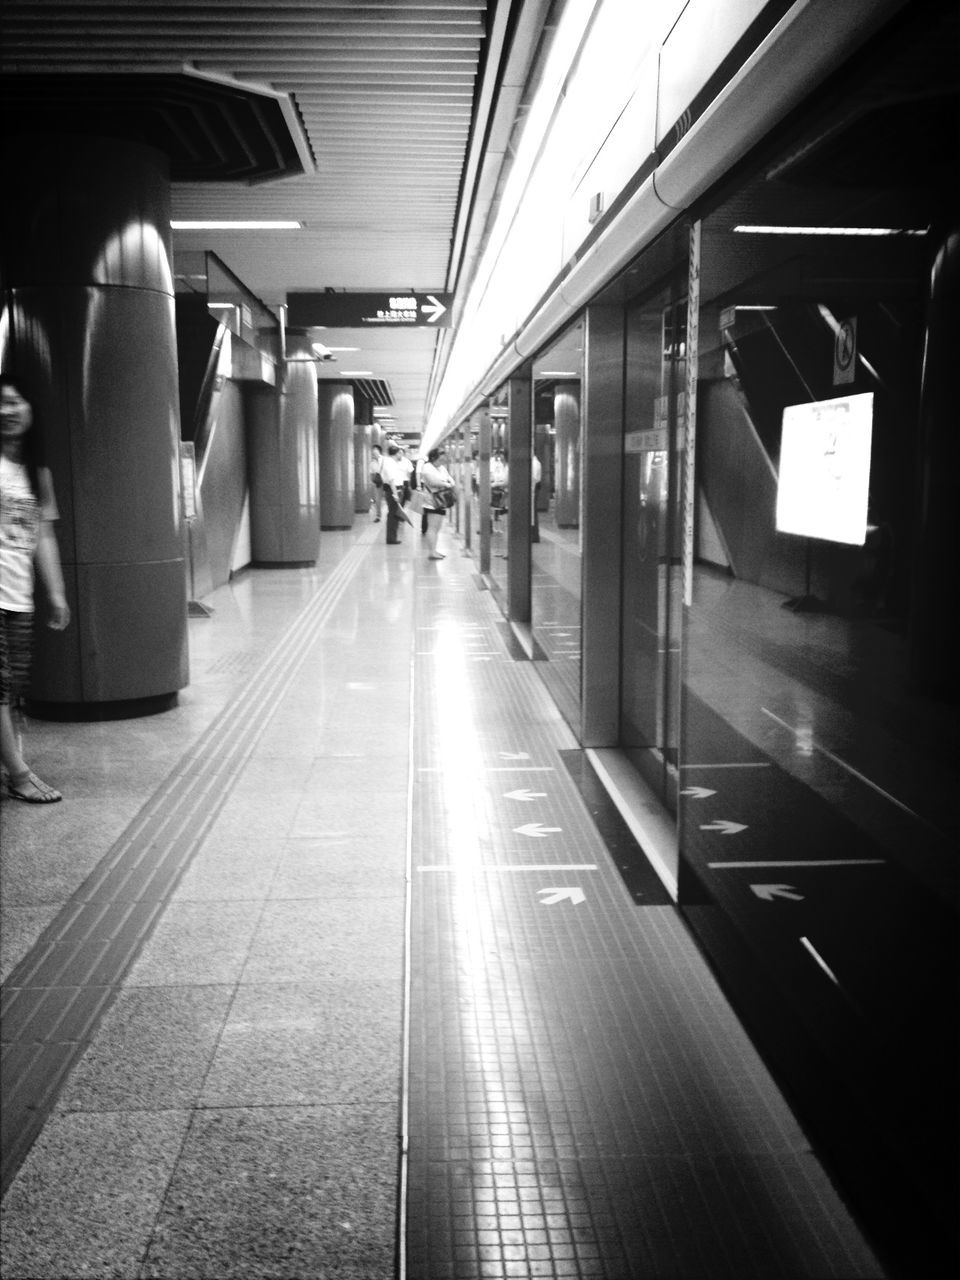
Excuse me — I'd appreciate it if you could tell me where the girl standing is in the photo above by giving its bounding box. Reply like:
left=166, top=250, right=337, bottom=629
left=0, top=374, right=71, bottom=802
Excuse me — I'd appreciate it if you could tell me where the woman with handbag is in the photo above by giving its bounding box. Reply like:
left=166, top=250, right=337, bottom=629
left=420, top=446, right=456, bottom=560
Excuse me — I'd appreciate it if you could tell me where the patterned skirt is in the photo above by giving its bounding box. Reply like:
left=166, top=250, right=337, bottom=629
left=0, top=609, right=34, bottom=705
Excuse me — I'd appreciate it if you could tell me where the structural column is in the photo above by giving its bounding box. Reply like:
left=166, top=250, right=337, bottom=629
left=909, top=225, right=958, bottom=697
left=246, top=356, right=321, bottom=567
left=506, top=370, right=532, bottom=626
left=0, top=136, right=187, bottom=715
left=317, top=381, right=356, bottom=529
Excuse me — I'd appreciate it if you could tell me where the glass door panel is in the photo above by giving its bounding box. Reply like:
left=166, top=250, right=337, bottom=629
left=620, top=278, right=687, bottom=813
left=530, top=319, right=584, bottom=730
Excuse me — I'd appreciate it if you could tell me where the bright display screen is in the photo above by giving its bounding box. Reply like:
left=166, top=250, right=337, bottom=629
left=776, top=392, right=873, bottom=545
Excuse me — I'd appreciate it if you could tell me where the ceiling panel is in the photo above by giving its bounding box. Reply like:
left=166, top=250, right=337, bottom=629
left=1, top=0, right=493, bottom=439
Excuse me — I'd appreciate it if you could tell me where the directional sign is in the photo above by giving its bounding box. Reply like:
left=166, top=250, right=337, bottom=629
left=515, top=823, right=562, bottom=838
left=505, top=789, right=547, bottom=801
left=538, top=887, right=585, bottom=906
left=286, top=291, right=452, bottom=328
left=699, top=820, right=747, bottom=835
left=420, top=295, right=448, bottom=323
left=681, top=786, right=716, bottom=800
left=751, top=884, right=804, bottom=902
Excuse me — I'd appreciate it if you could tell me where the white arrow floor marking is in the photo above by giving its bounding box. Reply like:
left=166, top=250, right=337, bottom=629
left=751, top=884, right=804, bottom=901
left=515, top=823, right=562, bottom=838
left=504, top=789, right=547, bottom=801
left=699, top=820, right=747, bottom=835
left=538, top=887, right=585, bottom=905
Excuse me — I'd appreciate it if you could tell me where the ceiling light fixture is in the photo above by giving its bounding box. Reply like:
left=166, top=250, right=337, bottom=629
left=171, top=220, right=303, bottom=230
left=733, top=225, right=928, bottom=237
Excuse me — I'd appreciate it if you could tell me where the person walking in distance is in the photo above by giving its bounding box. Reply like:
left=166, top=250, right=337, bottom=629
left=381, top=443, right=412, bottom=544
left=0, top=374, right=71, bottom=803
left=420, top=446, right=456, bottom=560
left=369, top=443, right=384, bottom=521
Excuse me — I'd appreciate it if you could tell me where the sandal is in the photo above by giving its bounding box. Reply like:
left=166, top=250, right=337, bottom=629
left=5, top=770, right=62, bottom=804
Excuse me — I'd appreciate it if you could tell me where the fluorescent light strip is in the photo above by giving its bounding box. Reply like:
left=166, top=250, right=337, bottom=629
left=340, top=370, right=374, bottom=376
left=171, top=220, right=303, bottom=230
left=734, top=224, right=928, bottom=237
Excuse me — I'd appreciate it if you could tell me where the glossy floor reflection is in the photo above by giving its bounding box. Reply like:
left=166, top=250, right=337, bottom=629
left=404, top=535, right=883, bottom=1278
left=1, top=519, right=885, bottom=1278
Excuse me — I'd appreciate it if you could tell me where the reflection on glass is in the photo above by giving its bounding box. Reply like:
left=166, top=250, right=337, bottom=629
left=620, top=283, right=686, bottom=813
left=487, top=389, right=510, bottom=596
left=681, top=183, right=947, bottom=896
left=530, top=318, right=583, bottom=730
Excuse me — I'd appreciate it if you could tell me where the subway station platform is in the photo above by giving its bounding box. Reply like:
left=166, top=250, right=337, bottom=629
left=1, top=519, right=885, bottom=1279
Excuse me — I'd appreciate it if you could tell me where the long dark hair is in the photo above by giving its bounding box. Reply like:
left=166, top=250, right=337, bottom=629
left=0, top=373, right=45, bottom=500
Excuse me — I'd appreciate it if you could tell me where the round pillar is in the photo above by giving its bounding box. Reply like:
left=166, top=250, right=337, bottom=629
left=247, top=359, right=321, bottom=566
left=317, top=381, right=356, bottom=529
left=1, top=135, right=187, bottom=717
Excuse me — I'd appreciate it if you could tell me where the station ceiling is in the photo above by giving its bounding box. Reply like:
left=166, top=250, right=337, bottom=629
left=1, top=0, right=547, bottom=440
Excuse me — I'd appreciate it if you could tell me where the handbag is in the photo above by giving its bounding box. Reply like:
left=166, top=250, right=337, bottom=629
left=433, top=486, right=456, bottom=510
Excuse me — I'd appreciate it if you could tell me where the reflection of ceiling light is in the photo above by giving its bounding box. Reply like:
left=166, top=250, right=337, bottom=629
left=341, top=370, right=373, bottom=376
left=734, top=305, right=777, bottom=311
left=325, top=347, right=359, bottom=352
left=208, top=302, right=237, bottom=309
left=538, top=370, right=579, bottom=377
left=733, top=225, right=928, bottom=237
left=171, top=220, right=303, bottom=230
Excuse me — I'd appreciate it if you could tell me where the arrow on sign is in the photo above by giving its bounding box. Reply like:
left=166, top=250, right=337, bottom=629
left=751, top=884, right=804, bottom=902
left=538, top=887, right=585, bottom=906
left=505, top=789, right=547, bottom=801
left=681, top=786, right=716, bottom=799
left=700, top=820, right=747, bottom=835
left=421, top=294, right=447, bottom=323
left=515, top=823, right=562, bottom=838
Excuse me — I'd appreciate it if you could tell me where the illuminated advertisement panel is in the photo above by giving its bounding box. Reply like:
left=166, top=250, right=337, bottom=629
left=776, top=392, right=873, bottom=545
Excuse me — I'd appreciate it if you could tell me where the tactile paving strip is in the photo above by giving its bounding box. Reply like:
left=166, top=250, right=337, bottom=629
left=404, top=553, right=884, bottom=1279
left=0, top=536, right=377, bottom=1199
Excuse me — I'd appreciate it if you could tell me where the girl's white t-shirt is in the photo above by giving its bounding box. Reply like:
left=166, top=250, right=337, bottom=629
left=0, top=458, right=58, bottom=612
